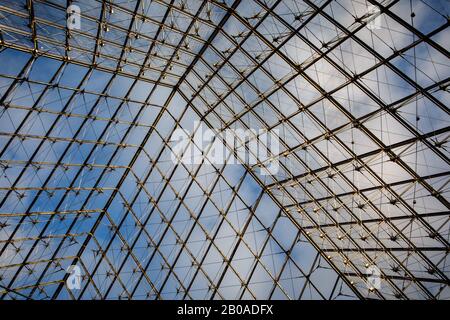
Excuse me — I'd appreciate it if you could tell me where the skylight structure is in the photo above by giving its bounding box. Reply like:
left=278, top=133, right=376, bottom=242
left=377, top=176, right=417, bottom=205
left=0, top=0, right=448, bottom=300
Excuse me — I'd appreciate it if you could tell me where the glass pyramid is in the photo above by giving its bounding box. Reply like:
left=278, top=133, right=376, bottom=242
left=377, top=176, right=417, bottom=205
left=0, top=0, right=448, bottom=300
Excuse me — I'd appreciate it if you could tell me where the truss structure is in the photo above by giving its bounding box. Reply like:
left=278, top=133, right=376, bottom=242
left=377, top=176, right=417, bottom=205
left=0, top=0, right=449, bottom=300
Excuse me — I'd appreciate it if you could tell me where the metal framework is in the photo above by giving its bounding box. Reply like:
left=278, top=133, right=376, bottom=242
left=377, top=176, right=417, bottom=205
left=0, top=0, right=448, bottom=300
